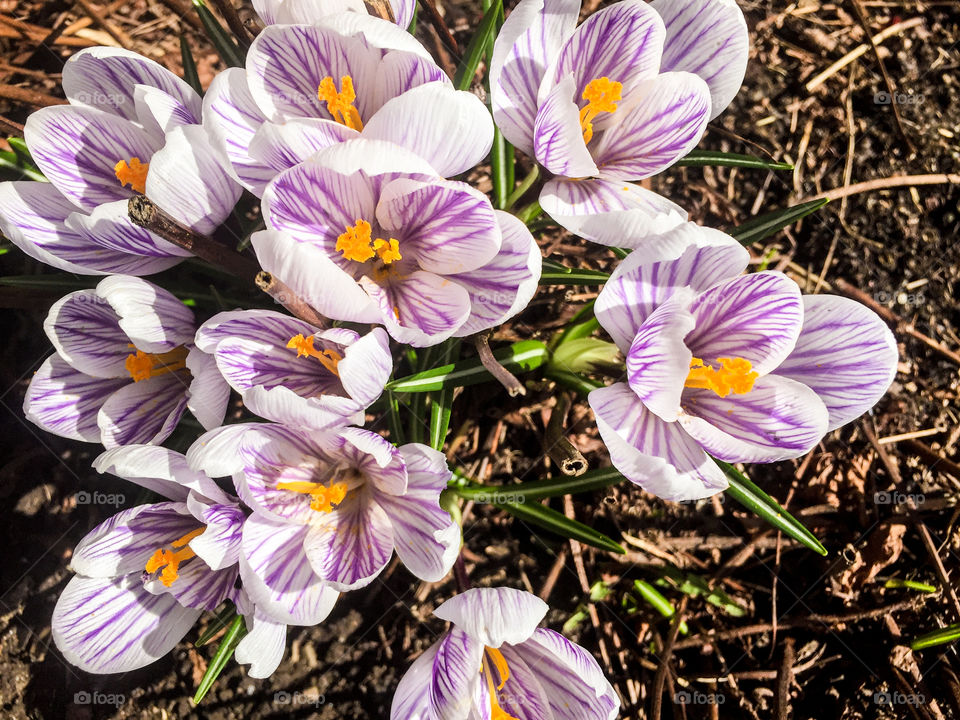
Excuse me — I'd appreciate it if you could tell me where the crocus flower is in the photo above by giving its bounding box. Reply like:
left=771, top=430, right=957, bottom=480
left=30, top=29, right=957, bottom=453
left=255, top=138, right=541, bottom=347
left=391, top=586, right=619, bottom=720
left=52, top=446, right=247, bottom=674
left=253, top=0, right=416, bottom=30
left=195, top=310, right=393, bottom=430
left=203, top=15, right=492, bottom=196
left=188, top=423, right=459, bottom=618
left=24, top=275, right=229, bottom=447
left=588, top=223, right=898, bottom=501
left=0, top=47, right=241, bottom=275
left=490, top=0, right=749, bottom=246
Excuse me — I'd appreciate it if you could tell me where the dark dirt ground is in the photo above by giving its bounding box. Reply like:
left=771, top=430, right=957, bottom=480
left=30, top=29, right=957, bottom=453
left=2, top=0, right=960, bottom=718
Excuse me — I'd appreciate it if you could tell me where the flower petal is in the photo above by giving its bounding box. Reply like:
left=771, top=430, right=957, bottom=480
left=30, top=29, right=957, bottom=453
left=651, top=0, right=749, bottom=119
left=539, top=176, right=687, bottom=247
left=434, top=586, right=548, bottom=647
left=24, top=354, right=127, bottom=442
left=430, top=627, right=486, bottom=720
left=52, top=573, right=201, bottom=674
left=43, top=289, right=128, bottom=378
left=133, top=85, right=197, bottom=136
left=390, top=638, right=441, bottom=720
left=533, top=74, right=599, bottom=178
left=94, top=446, right=196, bottom=501
left=96, top=274, right=196, bottom=351
left=589, top=382, right=727, bottom=501
left=370, top=50, right=448, bottom=113
left=679, top=374, right=829, bottom=462
left=66, top=200, right=193, bottom=258
left=772, top=294, right=898, bottom=431
left=490, top=642, right=553, bottom=719
left=248, top=118, right=358, bottom=174
left=187, top=423, right=254, bottom=478
left=490, top=0, right=580, bottom=156
left=97, top=373, right=188, bottom=447
left=186, top=495, right=245, bottom=569
left=235, top=611, right=287, bottom=679
left=336, top=327, right=393, bottom=407
left=185, top=347, right=230, bottom=430
left=243, top=385, right=364, bottom=430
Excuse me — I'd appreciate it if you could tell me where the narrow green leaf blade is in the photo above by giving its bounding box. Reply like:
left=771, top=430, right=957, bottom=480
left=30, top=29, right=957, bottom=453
left=719, top=460, right=828, bottom=556
left=634, top=580, right=688, bottom=633
left=676, top=149, right=793, bottom=170
left=728, top=198, right=830, bottom=246
left=496, top=499, right=625, bottom=554
left=453, top=466, right=623, bottom=502
left=544, top=368, right=604, bottom=397
left=193, top=614, right=247, bottom=703
left=540, top=260, right=610, bottom=285
left=911, top=622, right=960, bottom=651
left=193, top=0, right=245, bottom=68
left=195, top=605, right=239, bottom=646
left=180, top=34, right=204, bottom=95
left=453, top=0, right=502, bottom=90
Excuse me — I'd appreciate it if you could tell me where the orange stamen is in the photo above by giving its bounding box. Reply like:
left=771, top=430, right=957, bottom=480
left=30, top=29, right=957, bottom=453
left=145, top=527, right=205, bottom=587
left=318, top=75, right=363, bottom=131
left=275, top=480, right=348, bottom=513
left=286, top=334, right=342, bottom=376
left=482, top=647, right=520, bottom=720
left=578, top=77, right=622, bottom=145
left=684, top=357, right=758, bottom=397
left=124, top=345, right=189, bottom=382
left=115, top=157, right=149, bottom=194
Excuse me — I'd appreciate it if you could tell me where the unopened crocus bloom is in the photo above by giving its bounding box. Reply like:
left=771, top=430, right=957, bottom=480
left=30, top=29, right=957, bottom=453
left=25, top=275, right=229, bottom=447
left=256, top=139, right=541, bottom=347
left=196, top=310, right=392, bottom=430
left=490, top=0, right=749, bottom=246
left=204, top=15, right=492, bottom=195
left=188, top=424, right=459, bottom=617
left=253, top=0, right=415, bottom=30
left=391, top=587, right=619, bottom=720
left=52, top=446, right=249, bottom=674
left=588, top=223, right=898, bottom=501
left=0, top=47, right=240, bottom=275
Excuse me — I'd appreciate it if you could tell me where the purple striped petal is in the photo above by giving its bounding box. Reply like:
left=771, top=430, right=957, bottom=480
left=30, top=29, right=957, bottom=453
left=774, top=294, right=898, bottom=431
left=316, top=12, right=435, bottom=59
left=71, top=501, right=194, bottom=576
left=66, top=200, right=193, bottom=258
left=243, top=385, right=364, bottom=430
left=185, top=347, right=230, bottom=430
left=679, top=374, right=829, bottom=462
left=186, top=423, right=253, bottom=478
left=595, top=223, right=748, bottom=351
left=336, top=327, right=393, bottom=406
left=144, top=552, right=237, bottom=612
left=52, top=573, right=201, bottom=673
left=489, top=643, right=552, bottom=719
left=490, top=0, right=580, bottom=156
left=361, top=270, right=472, bottom=347
left=390, top=0, right=415, bottom=28
left=364, top=83, right=493, bottom=178
left=186, top=497, right=244, bottom=570
left=97, top=373, right=188, bottom=447
left=240, top=513, right=339, bottom=625
left=96, top=275, right=196, bottom=352
left=376, top=177, right=501, bottom=274
left=249, top=118, right=358, bottom=174
left=552, top=0, right=665, bottom=99
left=196, top=308, right=321, bottom=352
left=450, top=211, right=542, bottom=337
left=589, top=382, right=727, bottom=501
left=202, top=67, right=274, bottom=196
left=434, top=587, right=548, bottom=647
left=375, top=443, right=458, bottom=582
left=391, top=639, right=441, bottom=720
left=24, top=354, right=126, bottom=442
left=539, top=176, right=686, bottom=247
left=303, top=492, right=395, bottom=590
left=43, top=289, right=128, bottom=378
left=370, top=51, right=448, bottom=113
left=24, top=105, right=161, bottom=212
left=235, top=611, right=286, bottom=678
left=430, top=627, right=485, bottom=720
left=336, top=426, right=406, bottom=494
left=62, top=46, right=201, bottom=123
left=533, top=74, right=599, bottom=177
left=685, top=271, right=803, bottom=376
left=134, top=85, right=197, bottom=135
left=591, top=72, right=710, bottom=180
left=652, top=0, right=749, bottom=119
left=145, top=125, right=241, bottom=236
left=512, top=628, right=619, bottom=720
left=94, top=446, right=193, bottom=501
left=626, top=292, right=696, bottom=422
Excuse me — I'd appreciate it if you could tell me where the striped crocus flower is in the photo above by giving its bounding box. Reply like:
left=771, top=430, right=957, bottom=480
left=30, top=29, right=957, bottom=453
left=187, top=423, right=459, bottom=614
left=51, top=446, right=251, bottom=674
left=252, top=0, right=416, bottom=30
left=588, top=223, right=899, bottom=501
left=195, top=310, right=392, bottom=430
left=24, top=275, right=229, bottom=448
left=255, top=138, right=541, bottom=347
left=0, top=47, right=240, bottom=276
left=203, top=14, right=492, bottom=196
left=391, top=586, right=619, bottom=720
left=490, top=0, right=749, bottom=246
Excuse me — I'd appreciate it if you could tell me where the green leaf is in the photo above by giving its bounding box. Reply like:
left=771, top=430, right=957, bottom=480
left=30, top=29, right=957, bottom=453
left=180, top=34, right=204, bottom=96
left=544, top=368, right=604, bottom=397
left=515, top=199, right=543, bottom=226
left=883, top=578, right=938, bottom=593
left=0, top=274, right=96, bottom=291
left=495, top=498, right=625, bottom=554
left=490, top=128, right=514, bottom=210
left=633, top=580, right=688, bottom=633
left=718, top=460, right=828, bottom=556
left=195, top=605, right=239, bottom=646
left=550, top=310, right=599, bottom=351
left=0, top=147, right=45, bottom=181
left=540, top=260, right=609, bottom=285
left=675, top=149, right=793, bottom=171
left=610, top=247, right=630, bottom=260
left=656, top=566, right=746, bottom=617
left=193, top=614, right=247, bottom=703
left=192, top=0, right=245, bottom=68
left=385, top=389, right=405, bottom=445
left=549, top=336, right=620, bottom=375
left=728, top=198, right=830, bottom=246
left=453, top=0, right=502, bottom=90
left=386, top=340, right=548, bottom=393
left=428, top=340, right=460, bottom=451
left=503, top=165, right=539, bottom=211
left=452, top=466, right=623, bottom=502
left=911, top=622, right=960, bottom=651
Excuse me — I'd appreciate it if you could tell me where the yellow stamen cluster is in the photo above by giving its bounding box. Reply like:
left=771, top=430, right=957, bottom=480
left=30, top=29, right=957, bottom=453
left=684, top=357, right=758, bottom=397
left=124, top=346, right=189, bottom=382
left=115, top=157, right=149, bottom=194
left=318, top=75, right=363, bottom=131
left=276, top=479, right=349, bottom=513
left=482, top=647, right=520, bottom=720
left=286, top=333, right=343, bottom=376
left=579, top=77, right=622, bottom=145
left=145, top=527, right=205, bottom=587
left=335, top=219, right=403, bottom=266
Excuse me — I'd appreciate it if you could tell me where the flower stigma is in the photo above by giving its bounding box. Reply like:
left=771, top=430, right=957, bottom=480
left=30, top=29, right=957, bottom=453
left=276, top=479, right=349, bottom=513
left=124, top=345, right=189, bottom=382
left=684, top=357, right=758, bottom=397
left=318, top=75, right=363, bottom=130
left=482, top=647, right=520, bottom=720
left=115, top=157, right=149, bottom=194
left=336, top=219, right=403, bottom=267
left=286, top=334, right=342, bottom=376
left=579, top=77, right=622, bottom=145
left=145, top=527, right=205, bottom=587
